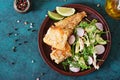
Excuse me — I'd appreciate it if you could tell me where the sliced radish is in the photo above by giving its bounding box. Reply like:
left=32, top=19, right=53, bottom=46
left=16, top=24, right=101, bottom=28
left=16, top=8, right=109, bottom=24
left=87, top=56, right=93, bottom=65
left=95, top=45, right=105, bottom=55
left=76, top=28, right=84, bottom=37
left=69, top=64, right=80, bottom=72
left=68, top=35, right=75, bottom=45
left=95, top=22, right=103, bottom=31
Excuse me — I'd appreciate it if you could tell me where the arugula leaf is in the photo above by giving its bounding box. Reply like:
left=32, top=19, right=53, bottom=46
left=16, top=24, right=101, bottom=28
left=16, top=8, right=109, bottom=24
left=85, top=25, right=96, bottom=33
left=90, top=19, right=97, bottom=25
left=78, top=57, right=90, bottom=71
left=82, top=33, right=90, bottom=47
left=86, top=44, right=96, bottom=56
left=96, top=34, right=107, bottom=45
left=62, top=19, right=107, bottom=72
left=79, top=21, right=89, bottom=28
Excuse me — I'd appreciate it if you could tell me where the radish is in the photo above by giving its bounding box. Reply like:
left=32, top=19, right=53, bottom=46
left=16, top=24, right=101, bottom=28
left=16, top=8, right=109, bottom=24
left=68, top=35, right=75, bottom=45
left=87, top=56, right=93, bottom=65
left=95, top=45, right=105, bottom=55
left=69, top=64, right=80, bottom=72
left=76, top=28, right=84, bottom=37
left=95, top=22, right=103, bottom=31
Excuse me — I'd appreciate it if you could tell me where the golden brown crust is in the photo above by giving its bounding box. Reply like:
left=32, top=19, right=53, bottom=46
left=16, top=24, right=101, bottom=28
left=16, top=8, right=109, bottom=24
left=43, top=25, right=69, bottom=50
left=43, top=11, right=87, bottom=64
left=54, top=11, right=87, bottom=29
left=50, top=43, right=72, bottom=64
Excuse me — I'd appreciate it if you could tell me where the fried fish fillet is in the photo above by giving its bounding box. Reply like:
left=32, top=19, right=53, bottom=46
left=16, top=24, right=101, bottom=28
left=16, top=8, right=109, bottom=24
left=50, top=43, right=72, bottom=64
left=43, top=25, right=72, bottom=50
left=54, top=11, right=87, bottom=29
left=43, top=11, right=87, bottom=50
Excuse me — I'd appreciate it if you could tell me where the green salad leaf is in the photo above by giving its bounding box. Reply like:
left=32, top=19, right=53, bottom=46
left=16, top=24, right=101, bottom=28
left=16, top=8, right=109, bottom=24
left=62, top=19, right=107, bottom=72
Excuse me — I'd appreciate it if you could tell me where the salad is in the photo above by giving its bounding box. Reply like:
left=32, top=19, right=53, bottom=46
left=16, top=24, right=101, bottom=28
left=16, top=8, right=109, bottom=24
left=62, top=19, right=108, bottom=72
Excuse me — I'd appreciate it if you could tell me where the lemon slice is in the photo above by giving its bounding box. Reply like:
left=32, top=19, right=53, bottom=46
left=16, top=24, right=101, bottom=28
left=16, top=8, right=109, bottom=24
left=56, top=6, right=75, bottom=16
left=48, top=11, right=64, bottom=20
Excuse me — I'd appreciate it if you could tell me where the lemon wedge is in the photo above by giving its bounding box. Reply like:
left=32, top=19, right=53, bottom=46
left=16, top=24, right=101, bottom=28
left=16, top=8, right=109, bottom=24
left=56, top=6, right=75, bottom=16
left=48, top=11, right=64, bottom=20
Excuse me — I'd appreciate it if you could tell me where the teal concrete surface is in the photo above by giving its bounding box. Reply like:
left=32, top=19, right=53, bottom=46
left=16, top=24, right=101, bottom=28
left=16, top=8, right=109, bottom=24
left=0, top=0, right=120, bottom=80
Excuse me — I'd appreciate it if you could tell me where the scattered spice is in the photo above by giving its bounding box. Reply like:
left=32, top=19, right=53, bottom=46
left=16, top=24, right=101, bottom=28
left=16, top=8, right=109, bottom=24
left=16, top=0, right=28, bottom=11
left=30, top=25, right=33, bottom=28
left=15, top=39, right=19, bottom=42
left=11, top=62, right=15, bottom=65
left=27, top=28, right=31, bottom=31
left=30, top=23, right=33, bottom=26
left=31, top=60, right=34, bottom=63
left=8, top=32, right=13, bottom=36
left=24, top=41, right=28, bottom=43
left=97, top=4, right=100, bottom=7
left=36, top=78, right=40, bottom=80
left=14, top=28, right=18, bottom=31
left=15, top=33, right=18, bottom=36
left=11, top=20, right=37, bottom=52
left=24, top=21, right=28, bottom=25
left=17, top=20, right=20, bottom=23
left=32, top=29, right=37, bottom=32
left=12, top=46, right=17, bottom=52
left=40, top=73, right=45, bottom=76
left=18, top=43, right=22, bottom=45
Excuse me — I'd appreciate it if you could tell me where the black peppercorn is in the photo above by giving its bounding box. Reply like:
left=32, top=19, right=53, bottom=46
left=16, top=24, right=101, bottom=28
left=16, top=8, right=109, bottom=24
left=15, top=39, right=19, bottom=42
left=18, top=43, right=22, bottom=45
left=32, top=30, right=37, bottom=32
left=8, top=32, right=13, bottom=36
left=24, top=41, right=28, bottom=43
left=12, top=46, right=17, bottom=52
left=27, top=28, right=31, bottom=31
left=11, top=62, right=15, bottom=65
left=14, top=28, right=18, bottom=31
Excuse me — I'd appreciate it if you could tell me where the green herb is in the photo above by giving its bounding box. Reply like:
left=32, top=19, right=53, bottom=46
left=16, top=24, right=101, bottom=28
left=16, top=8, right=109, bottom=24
left=79, top=21, right=89, bottom=28
left=78, top=57, right=90, bottom=70
left=96, top=34, right=107, bottom=45
left=90, top=19, right=97, bottom=25
left=62, top=61, right=68, bottom=71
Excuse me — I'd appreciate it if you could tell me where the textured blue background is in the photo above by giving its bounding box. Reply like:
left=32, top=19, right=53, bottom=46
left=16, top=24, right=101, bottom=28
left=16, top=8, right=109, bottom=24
left=0, top=0, right=120, bottom=80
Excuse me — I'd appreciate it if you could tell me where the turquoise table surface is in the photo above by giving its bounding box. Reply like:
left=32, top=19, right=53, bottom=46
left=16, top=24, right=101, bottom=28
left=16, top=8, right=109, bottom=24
left=0, top=0, right=120, bottom=80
